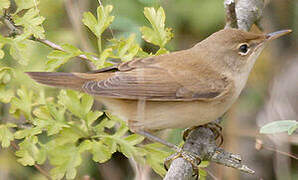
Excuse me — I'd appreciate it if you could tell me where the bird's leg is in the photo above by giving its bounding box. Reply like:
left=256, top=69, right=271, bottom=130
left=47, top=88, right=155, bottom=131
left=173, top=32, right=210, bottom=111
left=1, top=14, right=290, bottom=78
left=135, top=129, right=201, bottom=178
left=183, top=122, right=224, bottom=147
left=128, top=120, right=201, bottom=177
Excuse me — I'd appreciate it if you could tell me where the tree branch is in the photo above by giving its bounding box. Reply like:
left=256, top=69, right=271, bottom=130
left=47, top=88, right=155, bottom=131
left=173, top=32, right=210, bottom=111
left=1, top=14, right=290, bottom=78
left=164, top=0, right=265, bottom=179
left=0, top=13, right=100, bottom=64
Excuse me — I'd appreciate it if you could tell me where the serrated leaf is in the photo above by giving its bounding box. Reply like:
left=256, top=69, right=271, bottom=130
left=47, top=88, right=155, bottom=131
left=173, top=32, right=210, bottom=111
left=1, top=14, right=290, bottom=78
left=0, top=123, right=16, bottom=147
left=109, top=34, right=141, bottom=62
left=14, top=127, right=42, bottom=139
left=15, top=0, right=39, bottom=13
left=9, top=86, right=34, bottom=120
left=46, top=44, right=82, bottom=71
left=124, top=134, right=144, bottom=145
left=90, top=141, right=112, bottom=163
left=9, top=40, right=31, bottom=65
left=81, top=93, right=94, bottom=115
left=260, top=120, right=298, bottom=135
left=82, top=5, right=114, bottom=38
left=58, top=90, right=83, bottom=118
left=48, top=143, right=82, bottom=180
left=15, top=136, right=39, bottom=166
left=14, top=8, right=45, bottom=39
left=94, top=48, right=113, bottom=68
left=143, top=143, right=171, bottom=176
left=93, top=118, right=116, bottom=133
left=86, top=111, right=103, bottom=126
left=140, top=7, right=173, bottom=48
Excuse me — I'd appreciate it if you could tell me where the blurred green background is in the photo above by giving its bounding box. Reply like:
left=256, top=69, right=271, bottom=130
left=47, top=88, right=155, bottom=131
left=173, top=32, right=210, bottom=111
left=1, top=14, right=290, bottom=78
left=0, top=0, right=297, bottom=179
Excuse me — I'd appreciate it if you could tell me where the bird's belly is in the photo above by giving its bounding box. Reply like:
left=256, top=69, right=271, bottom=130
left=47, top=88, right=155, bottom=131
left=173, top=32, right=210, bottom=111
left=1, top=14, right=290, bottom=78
left=98, top=97, right=235, bottom=131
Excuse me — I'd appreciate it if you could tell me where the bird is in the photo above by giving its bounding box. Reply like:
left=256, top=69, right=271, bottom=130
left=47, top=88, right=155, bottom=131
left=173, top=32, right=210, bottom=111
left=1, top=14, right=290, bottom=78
left=26, top=28, right=291, bottom=167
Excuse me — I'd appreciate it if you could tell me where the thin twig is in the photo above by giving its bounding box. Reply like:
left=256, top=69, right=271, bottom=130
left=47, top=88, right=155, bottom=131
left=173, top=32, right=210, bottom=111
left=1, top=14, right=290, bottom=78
left=224, top=0, right=238, bottom=29
left=0, top=13, right=100, bottom=63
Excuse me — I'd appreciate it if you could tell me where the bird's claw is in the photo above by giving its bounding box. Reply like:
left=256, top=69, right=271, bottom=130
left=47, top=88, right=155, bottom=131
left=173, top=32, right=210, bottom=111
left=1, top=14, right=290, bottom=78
left=164, top=148, right=201, bottom=179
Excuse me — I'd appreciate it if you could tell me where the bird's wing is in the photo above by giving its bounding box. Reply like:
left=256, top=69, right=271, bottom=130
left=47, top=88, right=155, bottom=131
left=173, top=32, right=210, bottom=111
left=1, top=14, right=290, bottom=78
left=81, top=53, right=233, bottom=101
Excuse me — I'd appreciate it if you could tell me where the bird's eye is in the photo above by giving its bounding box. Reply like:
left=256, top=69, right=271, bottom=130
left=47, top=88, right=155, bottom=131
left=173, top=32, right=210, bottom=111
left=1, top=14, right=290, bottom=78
left=238, top=43, right=250, bottom=56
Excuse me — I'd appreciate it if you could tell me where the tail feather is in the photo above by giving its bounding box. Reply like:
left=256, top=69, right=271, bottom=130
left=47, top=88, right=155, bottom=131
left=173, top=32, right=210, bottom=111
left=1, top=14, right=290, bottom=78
left=26, top=72, right=90, bottom=90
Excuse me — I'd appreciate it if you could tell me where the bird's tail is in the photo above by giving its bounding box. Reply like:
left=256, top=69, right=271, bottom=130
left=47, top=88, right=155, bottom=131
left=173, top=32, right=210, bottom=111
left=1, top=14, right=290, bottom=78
left=26, top=72, right=95, bottom=90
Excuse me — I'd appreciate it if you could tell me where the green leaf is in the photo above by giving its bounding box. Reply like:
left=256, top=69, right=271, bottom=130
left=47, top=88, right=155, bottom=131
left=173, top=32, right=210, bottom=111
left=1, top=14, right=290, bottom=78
left=86, top=111, right=103, bottom=126
left=15, top=136, right=40, bottom=166
left=46, top=44, right=82, bottom=71
left=0, top=67, right=15, bottom=85
left=199, top=168, right=207, bottom=180
left=9, top=86, right=34, bottom=120
left=0, top=123, right=16, bottom=147
left=90, top=141, right=112, bottom=163
left=14, top=127, right=42, bottom=139
left=140, top=7, right=173, bottom=48
left=48, top=143, right=82, bottom=180
left=81, top=93, right=94, bottom=115
left=260, top=120, right=298, bottom=135
left=58, top=90, right=82, bottom=118
left=0, top=35, right=31, bottom=65
left=0, top=85, right=14, bottom=103
left=33, top=104, right=69, bottom=136
left=15, top=0, right=39, bottom=13
left=82, top=5, right=114, bottom=38
left=9, top=40, right=31, bottom=65
left=93, top=117, right=116, bottom=133
left=143, top=143, right=172, bottom=176
left=94, top=48, right=113, bottom=68
left=109, top=34, right=141, bottom=62
left=124, top=134, right=145, bottom=145
left=49, top=127, right=85, bottom=146
left=14, top=8, right=45, bottom=39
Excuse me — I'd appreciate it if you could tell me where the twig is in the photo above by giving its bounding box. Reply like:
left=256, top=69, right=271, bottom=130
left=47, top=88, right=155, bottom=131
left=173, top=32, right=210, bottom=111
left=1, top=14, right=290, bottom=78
left=164, top=0, right=266, bottom=179
left=0, top=13, right=100, bottom=64
left=224, top=0, right=238, bottom=29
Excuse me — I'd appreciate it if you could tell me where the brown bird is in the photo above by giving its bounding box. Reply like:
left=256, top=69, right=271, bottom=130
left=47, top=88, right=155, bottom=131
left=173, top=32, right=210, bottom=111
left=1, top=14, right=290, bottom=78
left=26, top=28, right=291, bottom=148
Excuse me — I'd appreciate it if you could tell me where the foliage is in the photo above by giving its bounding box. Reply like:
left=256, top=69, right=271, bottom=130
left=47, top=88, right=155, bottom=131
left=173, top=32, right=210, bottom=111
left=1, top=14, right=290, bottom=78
left=260, top=120, right=298, bottom=135
left=0, top=1, right=175, bottom=179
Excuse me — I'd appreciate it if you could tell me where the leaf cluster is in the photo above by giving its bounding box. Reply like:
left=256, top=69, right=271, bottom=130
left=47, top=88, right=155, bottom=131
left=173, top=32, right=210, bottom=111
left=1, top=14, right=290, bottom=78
left=0, top=2, right=175, bottom=179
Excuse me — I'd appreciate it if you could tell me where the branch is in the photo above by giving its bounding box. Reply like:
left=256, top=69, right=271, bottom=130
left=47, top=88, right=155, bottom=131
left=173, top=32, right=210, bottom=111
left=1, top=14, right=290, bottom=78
left=164, top=0, right=265, bottom=179
left=0, top=13, right=100, bottom=64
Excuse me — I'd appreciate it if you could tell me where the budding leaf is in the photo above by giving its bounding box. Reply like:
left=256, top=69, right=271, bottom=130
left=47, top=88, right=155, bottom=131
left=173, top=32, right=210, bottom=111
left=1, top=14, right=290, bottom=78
left=14, top=8, right=45, bottom=39
left=82, top=5, right=114, bottom=38
left=140, top=7, right=173, bottom=48
left=9, top=86, right=34, bottom=120
left=15, top=136, right=40, bottom=166
left=15, top=0, right=40, bottom=13
left=46, top=44, right=82, bottom=71
left=0, top=123, right=16, bottom=148
left=109, top=34, right=141, bottom=62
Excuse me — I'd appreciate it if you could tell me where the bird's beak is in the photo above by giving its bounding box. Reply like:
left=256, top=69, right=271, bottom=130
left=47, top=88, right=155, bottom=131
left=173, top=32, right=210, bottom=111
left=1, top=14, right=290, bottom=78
left=266, top=29, right=292, bottom=41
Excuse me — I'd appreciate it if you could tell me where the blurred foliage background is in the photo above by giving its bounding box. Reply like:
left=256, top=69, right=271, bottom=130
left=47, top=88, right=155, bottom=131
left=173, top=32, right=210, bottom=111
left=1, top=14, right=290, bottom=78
left=0, top=0, right=297, bottom=179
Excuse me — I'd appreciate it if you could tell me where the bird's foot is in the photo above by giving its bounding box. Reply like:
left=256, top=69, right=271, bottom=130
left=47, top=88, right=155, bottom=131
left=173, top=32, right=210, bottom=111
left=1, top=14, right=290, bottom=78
left=183, top=122, right=224, bottom=147
left=164, top=148, right=201, bottom=178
